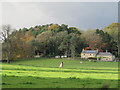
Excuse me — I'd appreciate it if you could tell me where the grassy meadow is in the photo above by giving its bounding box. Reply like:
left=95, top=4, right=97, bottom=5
left=1, top=58, right=119, bottom=88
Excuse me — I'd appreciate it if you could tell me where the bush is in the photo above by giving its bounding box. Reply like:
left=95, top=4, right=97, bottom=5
left=88, top=57, right=97, bottom=60
left=101, top=84, right=109, bottom=89
left=24, top=82, right=33, bottom=84
left=68, top=77, right=78, bottom=79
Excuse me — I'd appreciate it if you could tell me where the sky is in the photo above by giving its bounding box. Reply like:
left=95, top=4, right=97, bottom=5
left=1, top=1, right=118, bottom=30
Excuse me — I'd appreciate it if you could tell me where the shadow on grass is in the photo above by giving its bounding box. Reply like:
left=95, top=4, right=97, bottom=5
left=2, top=75, right=118, bottom=88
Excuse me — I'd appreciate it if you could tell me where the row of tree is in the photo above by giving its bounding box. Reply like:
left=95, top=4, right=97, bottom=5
left=0, top=23, right=119, bottom=61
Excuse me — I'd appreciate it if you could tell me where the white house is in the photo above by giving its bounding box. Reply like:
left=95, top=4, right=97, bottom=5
left=81, top=49, right=115, bottom=61
left=81, top=49, right=98, bottom=59
left=97, top=52, right=115, bottom=61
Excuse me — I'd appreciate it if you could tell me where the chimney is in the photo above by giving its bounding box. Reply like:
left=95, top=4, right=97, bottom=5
left=106, top=50, right=108, bottom=53
left=97, top=49, right=98, bottom=52
left=83, top=48, right=84, bottom=51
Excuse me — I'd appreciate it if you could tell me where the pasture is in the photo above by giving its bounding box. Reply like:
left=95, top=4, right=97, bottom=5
left=1, top=58, right=119, bottom=88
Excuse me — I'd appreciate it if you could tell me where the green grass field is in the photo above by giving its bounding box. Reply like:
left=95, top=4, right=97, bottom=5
left=1, top=58, right=119, bottom=88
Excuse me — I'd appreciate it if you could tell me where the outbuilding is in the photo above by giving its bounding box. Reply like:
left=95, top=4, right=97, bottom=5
left=97, top=52, right=115, bottom=61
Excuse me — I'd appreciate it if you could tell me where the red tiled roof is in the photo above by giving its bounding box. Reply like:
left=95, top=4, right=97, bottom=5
left=84, top=47, right=103, bottom=52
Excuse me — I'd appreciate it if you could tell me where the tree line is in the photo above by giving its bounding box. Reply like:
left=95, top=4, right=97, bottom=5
left=0, top=23, right=119, bottom=61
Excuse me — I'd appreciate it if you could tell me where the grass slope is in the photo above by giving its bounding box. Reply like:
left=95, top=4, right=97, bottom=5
left=1, top=58, right=119, bottom=88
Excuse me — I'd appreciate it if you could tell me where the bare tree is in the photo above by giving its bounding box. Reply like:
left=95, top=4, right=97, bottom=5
left=0, top=25, right=12, bottom=41
left=0, top=25, right=14, bottom=63
left=118, top=24, right=120, bottom=61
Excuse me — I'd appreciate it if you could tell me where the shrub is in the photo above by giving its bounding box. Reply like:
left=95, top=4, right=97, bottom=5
left=101, top=84, right=109, bottom=89
left=24, top=82, right=33, bottom=84
left=69, top=77, right=78, bottom=79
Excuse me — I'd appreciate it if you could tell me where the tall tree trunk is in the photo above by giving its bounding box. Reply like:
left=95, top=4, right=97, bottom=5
left=118, top=2, right=120, bottom=61
left=118, top=29, right=120, bottom=61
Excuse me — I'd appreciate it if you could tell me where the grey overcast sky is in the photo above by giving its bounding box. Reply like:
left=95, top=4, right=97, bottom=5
left=2, top=2, right=118, bottom=30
